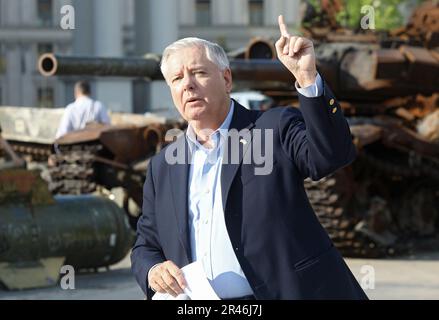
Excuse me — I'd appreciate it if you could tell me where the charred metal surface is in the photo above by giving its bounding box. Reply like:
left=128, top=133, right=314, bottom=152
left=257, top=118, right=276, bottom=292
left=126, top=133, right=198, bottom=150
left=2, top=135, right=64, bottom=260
left=0, top=169, right=54, bottom=206
left=287, top=1, right=439, bottom=257
left=390, top=1, right=439, bottom=48
left=0, top=132, right=25, bottom=170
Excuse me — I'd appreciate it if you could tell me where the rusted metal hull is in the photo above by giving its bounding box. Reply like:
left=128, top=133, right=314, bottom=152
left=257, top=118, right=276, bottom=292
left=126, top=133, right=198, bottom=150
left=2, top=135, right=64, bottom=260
left=0, top=192, right=134, bottom=290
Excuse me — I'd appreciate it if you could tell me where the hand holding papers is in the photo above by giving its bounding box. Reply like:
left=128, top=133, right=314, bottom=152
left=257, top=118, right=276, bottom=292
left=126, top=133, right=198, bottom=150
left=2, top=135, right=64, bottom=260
left=152, top=261, right=220, bottom=300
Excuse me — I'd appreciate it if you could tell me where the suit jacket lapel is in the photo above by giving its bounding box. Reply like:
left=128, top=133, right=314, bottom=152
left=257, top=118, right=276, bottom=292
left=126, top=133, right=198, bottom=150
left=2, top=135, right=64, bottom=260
left=168, top=134, right=192, bottom=262
left=221, top=102, right=256, bottom=211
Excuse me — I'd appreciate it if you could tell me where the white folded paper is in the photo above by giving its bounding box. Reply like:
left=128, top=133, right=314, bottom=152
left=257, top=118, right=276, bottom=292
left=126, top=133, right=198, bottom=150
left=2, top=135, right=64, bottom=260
left=152, top=261, right=220, bottom=300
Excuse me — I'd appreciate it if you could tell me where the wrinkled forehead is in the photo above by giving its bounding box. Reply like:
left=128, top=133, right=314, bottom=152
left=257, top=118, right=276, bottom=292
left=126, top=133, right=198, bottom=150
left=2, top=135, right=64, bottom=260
left=166, top=45, right=217, bottom=73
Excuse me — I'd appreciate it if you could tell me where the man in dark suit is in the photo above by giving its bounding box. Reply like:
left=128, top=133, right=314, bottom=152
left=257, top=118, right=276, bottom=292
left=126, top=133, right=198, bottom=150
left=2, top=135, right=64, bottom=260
left=131, top=15, right=368, bottom=300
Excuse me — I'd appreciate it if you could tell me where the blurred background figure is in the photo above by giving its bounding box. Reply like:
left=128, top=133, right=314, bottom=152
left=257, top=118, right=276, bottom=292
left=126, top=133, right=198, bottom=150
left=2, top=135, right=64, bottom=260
left=55, top=80, right=111, bottom=139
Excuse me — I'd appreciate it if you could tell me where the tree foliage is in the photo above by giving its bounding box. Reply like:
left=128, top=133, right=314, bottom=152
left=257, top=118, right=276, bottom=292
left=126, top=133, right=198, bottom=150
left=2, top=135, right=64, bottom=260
left=305, top=0, right=428, bottom=31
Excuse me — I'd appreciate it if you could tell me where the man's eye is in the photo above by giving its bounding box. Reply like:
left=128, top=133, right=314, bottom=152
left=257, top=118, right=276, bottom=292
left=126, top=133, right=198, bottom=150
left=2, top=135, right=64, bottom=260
left=172, top=77, right=181, bottom=82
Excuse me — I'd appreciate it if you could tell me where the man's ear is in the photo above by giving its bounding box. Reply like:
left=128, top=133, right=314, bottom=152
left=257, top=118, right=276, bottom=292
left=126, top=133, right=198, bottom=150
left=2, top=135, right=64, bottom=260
left=223, top=68, right=232, bottom=93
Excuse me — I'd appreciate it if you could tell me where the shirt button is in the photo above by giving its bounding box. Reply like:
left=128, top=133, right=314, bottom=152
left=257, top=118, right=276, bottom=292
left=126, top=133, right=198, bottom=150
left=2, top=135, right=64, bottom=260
left=204, top=220, right=209, bottom=224
left=235, top=247, right=239, bottom=251
left=205, top=188, right=210, bottom=194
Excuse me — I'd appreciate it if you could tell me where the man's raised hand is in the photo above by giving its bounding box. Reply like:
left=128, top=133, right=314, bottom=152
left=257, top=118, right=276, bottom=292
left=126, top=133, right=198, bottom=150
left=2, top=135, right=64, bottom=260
left=275, top=15, right=317, bottom=88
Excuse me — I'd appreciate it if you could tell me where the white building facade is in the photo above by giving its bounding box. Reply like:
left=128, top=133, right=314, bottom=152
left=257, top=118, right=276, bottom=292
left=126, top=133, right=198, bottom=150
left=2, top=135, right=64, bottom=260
left=0, top=0, right=300, bottom=113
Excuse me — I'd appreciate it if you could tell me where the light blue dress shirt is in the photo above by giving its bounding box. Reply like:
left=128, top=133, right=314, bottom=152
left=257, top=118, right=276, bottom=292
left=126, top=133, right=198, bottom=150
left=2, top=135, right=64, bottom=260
left=148, top=74, right=323, bottom=298
left=187, top=100, right=254, bottom=299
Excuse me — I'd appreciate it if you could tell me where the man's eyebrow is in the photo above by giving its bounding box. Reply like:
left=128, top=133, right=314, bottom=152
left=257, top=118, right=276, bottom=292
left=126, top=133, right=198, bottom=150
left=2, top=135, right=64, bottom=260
left=171, top=71, right=182, bottom=77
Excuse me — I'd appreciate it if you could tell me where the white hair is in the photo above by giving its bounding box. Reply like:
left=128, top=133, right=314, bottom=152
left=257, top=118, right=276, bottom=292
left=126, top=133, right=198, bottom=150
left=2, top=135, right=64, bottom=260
left=160, top=37, right=230, bottom=79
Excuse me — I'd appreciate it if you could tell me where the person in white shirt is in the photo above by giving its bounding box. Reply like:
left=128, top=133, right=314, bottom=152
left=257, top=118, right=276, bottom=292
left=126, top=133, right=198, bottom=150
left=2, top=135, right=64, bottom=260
left=55, top=81, right=111, bottom=139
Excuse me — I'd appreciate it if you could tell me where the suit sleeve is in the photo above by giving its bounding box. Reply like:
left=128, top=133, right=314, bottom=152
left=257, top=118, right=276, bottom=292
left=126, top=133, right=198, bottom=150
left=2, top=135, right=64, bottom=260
left=279, top=79, right=356, bottom=181
left=130, top=157, right=165, bottom=298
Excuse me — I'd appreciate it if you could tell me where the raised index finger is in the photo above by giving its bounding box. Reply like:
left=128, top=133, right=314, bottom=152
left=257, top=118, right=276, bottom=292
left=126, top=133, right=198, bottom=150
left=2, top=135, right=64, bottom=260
left=278, top=15, right=289, bottom=37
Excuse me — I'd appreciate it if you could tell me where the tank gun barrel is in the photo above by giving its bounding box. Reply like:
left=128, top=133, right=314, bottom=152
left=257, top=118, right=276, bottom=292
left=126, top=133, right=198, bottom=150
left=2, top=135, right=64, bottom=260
left=38, top=42, right=439, bottom=100
left=38, top=53, right=293, bottom=82
left=38, top=53, right=164, bottom=79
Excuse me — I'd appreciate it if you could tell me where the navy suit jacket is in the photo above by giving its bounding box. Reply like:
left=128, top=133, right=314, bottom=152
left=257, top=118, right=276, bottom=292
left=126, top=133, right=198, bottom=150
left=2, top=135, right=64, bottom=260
left=131, top=80, right=368, bottom=300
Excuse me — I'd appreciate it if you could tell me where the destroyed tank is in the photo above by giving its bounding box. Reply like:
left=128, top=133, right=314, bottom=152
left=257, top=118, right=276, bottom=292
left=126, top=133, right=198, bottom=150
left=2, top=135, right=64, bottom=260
left=6, top=2, right=436, bottom=258
left=0, top=106, right=185, bottom=230
left=298, top=0, right=439, bottom=257
left=0, top=127, right=135, bottom=290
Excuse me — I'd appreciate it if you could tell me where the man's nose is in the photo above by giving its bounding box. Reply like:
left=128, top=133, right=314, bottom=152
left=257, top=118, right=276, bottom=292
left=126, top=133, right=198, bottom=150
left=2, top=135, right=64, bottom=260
left=182, top=74, right=195, bottom=91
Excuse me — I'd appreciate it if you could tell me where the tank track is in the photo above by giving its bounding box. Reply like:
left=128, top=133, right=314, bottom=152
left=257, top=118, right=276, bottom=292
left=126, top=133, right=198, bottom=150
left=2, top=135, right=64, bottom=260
left=304, top=168, right=390, bottom=258
left=47, top=143, right=147, bottom=230
left=48, top=144, right=101, bottom=194
left=6, top=141, right=52, bottom=162
left=305, top=145, right=439, bottom=258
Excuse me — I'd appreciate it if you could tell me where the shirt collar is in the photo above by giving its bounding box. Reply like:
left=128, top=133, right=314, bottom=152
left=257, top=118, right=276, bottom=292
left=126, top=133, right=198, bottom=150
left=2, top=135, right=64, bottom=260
left=186, top=99, right=235, bottom=151
left=76, top=95, right=92, bottom=103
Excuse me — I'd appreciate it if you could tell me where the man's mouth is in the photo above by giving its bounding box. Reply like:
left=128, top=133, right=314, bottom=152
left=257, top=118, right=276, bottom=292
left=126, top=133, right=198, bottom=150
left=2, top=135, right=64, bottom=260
left=186, top=97, right=203, bottom=105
